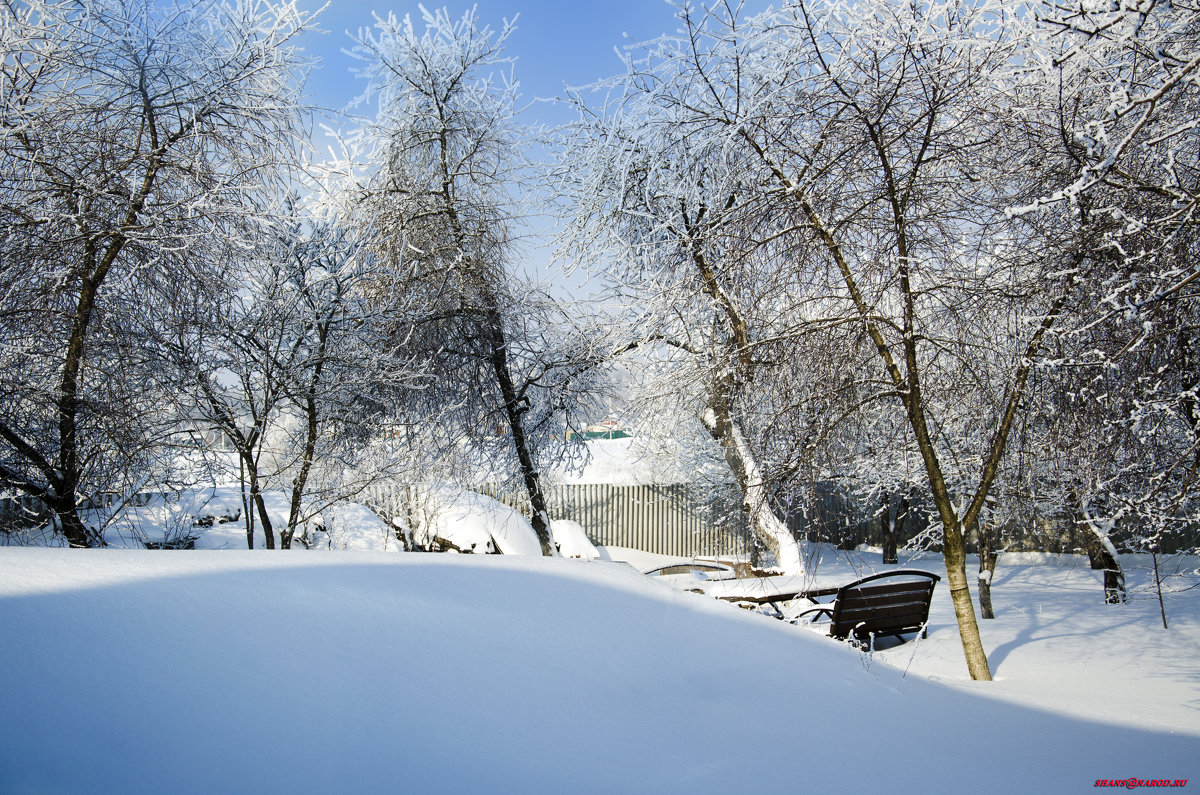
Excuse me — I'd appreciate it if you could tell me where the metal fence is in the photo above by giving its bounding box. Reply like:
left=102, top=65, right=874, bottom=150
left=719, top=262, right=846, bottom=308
left=13, top=479, right=1192, bottom=556
left=0, top=495, right=51, bottom=536
left=543, top=483, right=751, bottom=558
left=363, top=481, right=753, bottom=558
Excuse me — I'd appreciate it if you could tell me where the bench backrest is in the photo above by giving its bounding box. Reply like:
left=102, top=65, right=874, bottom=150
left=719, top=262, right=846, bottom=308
left=828, top=571, right=940, bottom=643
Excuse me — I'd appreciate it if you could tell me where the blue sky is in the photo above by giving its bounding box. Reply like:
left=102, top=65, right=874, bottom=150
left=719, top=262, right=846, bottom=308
left=293, top=1, right=717, bottom=289
left=291, top=1, right=769, bottom=290
left=295, top=0, right=706, bottom=130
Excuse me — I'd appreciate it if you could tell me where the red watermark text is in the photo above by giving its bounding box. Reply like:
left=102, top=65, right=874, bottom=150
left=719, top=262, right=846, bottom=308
left=1095, top=780, right=1188, bottom=789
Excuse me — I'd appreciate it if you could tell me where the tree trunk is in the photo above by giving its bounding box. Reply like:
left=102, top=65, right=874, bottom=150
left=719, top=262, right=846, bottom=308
left=942, top=521, right=992, bottom=680
left=1152, top=548, right=1168, bottom=629
left=48, top=488, right=92, bottom=548
left=702, top=403, right=803, bottom=575
left=977, top=522, right=998, bottom=619
left=54, top=268, right=111, bottom=548
left=899, top=302, right=992, bottom=679
left=283, top=326, right=329, bottom=551
left=283, top=411, right=314, bottom=548
left=486, top=310, right=555, bottom=556
left=786, top=187, right=993, bottom=677
left=253, top=487, right=275, bottom=550
left=239, top=456, right=254, bottom=550
left=239, top=454, right=274, bottom=550
left=1070, top=491, right=1127, bottom=604
left=50, top=164, right=148, bottom=547
left=903, top=359, right=993, bottom=679
left=1084, top=534, right=1126, bottom=605
left=881, top=492, right=898, bottom=564
left=675, top=205, right=803, bottom=571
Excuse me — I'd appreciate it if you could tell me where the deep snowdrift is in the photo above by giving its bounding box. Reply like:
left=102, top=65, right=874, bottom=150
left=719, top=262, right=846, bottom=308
left=0, top=550, right=1194, bottom=794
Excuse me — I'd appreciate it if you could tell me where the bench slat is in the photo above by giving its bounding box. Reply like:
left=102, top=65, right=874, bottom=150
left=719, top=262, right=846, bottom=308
left=838, top=596, right=930, bottom=614
left=834, top=613, right=928, bottom=634
left=843, top=582, right=936, bottom=599
left=840, top=607, right=931, bottom=624
left=834, top=617, right=928, bottom=635
left=820, top=571, right=940, bottom=644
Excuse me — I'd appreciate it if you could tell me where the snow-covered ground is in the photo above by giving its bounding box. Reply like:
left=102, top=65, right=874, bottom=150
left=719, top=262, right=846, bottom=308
left=550, top=437, right=694, bottom=485
left=0, top=546, right=1195, bottom=793
left=58, top=484, right=600, bottom=560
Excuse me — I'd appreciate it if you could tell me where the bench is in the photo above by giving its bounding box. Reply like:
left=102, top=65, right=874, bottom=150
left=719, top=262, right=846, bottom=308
left=792, top=570, right=941, bottom=646
left=643, top=562, right=735, bottom=579
left=715, top=586, right=841, bottom=618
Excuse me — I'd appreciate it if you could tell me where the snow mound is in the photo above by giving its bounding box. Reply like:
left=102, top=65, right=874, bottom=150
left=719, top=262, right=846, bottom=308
left=0, top=550, right=1194, bottom=794
left=92, top=486, right=257, bottom=549
left=309, top=503, right=399, bottom=552
left=71, top=485, right=549, bottom=556
left=551, top=519, right=599, bottom=559
left=427, top=487, right=542, bottom=555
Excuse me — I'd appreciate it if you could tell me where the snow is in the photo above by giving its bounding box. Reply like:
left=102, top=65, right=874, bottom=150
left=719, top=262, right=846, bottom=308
left=550, top=519, right=599, bottom=559
left=551, top=437, right=690, bottom=485
left=427, top=487, right=542, bottom=555
left=308, top=502, right=398, bottom=552
left=0, top=547, right=1196, bottom=793
left=88, top=486, right=542, bottom=556
left=94, top=487, right=248, bottom=549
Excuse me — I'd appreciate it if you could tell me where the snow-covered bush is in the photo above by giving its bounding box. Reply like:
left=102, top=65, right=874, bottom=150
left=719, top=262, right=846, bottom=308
left=550, top=520, right=599, bottom=559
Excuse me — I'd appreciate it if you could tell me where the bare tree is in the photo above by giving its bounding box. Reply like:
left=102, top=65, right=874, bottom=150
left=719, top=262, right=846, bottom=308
left=347, top=7, right=601, bottom=555
left=556, top=24, right=831, bottom=574
left=562, top=0, right=1100, bottom=679
left=1024, top=0, right=1200, bottom=583
left=733, top=0, right=1066, bottom=681
left=0, top=0, right=314, bottom=545
left=171, top=249, right=294, bottom=549
left=167, top=196, right=423, bottom=550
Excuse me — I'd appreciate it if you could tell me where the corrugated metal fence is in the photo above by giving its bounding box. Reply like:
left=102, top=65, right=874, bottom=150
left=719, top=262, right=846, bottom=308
left=0, top=495, right=51, bottom=536
left=543, top=483, right=751, bottom=558
left=363, top=481, right=752, bottom=558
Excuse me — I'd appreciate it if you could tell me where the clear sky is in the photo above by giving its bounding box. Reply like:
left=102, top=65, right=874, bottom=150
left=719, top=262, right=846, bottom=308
left=295, top=0, right=713, bottom=131
left=290, top=1, right=768, bottom=292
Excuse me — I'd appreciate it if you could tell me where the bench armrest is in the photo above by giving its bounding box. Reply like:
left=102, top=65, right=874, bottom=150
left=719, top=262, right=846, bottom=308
left=789, top=605, right=832, bottom=625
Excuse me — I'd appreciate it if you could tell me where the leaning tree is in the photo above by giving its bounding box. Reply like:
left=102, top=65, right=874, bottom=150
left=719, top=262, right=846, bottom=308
left=564, top=0, right=1098, bottom=680
left=346, top=7, right=604, bottom=555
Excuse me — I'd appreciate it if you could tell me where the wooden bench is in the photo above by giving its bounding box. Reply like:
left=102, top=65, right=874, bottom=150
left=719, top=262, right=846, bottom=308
left=792, top=570, right=941, bottom=646
left=715, top=586, right=841, bottom=618
left=643, top=562, right=735, bottom=579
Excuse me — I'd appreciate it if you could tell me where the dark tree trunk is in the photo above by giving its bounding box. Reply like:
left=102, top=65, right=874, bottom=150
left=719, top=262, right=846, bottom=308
left=881, top=492, right=898, bottom=564
left=48, top=488, right=92, bottom=548
left=1090, top=548, right=1127, bottom=605
left=1070, top=490, right=1127, bottom=604
left=54, top=268, right=110, bottom=548
left=238, top=454, right=274, bottom=550
left=432, top=124, right=554, bottom=555
left=486, top=309, right=554, bottom=555
left=47, top=158, right=151, bottom=548
left=977, top=522, right=998, bottom=619
left=283, top=322, right=329, bottom=551
left=239, top=456, right=254, bottom=549
left=253, top=487, right=276, bottom=550
left=1082, top=534, right=1126, bottom=604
